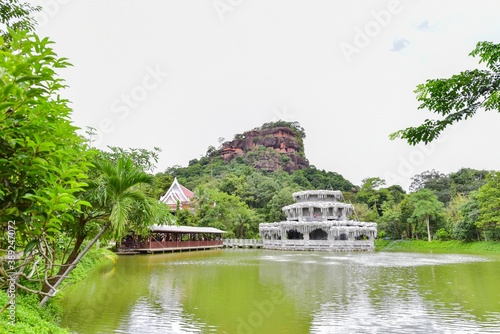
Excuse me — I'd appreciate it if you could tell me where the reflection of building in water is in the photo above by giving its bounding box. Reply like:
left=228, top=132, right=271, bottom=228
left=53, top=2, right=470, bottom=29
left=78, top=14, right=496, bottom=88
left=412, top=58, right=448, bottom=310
left=259, top=190, right=377, bottom=251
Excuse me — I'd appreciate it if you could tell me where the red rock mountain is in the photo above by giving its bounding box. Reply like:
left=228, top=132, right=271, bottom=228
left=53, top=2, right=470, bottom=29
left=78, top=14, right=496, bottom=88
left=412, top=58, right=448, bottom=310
left=219, top=125, right=309, bottom=172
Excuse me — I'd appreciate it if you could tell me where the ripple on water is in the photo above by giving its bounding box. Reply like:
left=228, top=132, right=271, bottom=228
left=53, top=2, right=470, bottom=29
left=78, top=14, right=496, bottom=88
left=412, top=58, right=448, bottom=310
left=115, top=297, right=209, bottom=334
left=319, top=252, right=489, bottom=268
left=310, top=295, right=497, bottom=334
left=62, top=251, right=499, bottom=334
left=260, top=252, right=488, bottom=268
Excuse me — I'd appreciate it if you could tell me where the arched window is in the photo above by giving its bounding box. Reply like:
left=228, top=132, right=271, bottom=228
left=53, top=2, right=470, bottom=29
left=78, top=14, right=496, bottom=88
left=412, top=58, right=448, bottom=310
left=309, top=229, right=328, bottom=240
left=287, top=229, right=304, bottom=240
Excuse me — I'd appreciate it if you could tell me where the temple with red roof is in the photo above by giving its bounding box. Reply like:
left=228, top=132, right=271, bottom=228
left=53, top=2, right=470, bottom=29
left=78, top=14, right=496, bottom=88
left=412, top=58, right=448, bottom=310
left=159, top=177, right=194, bottom=211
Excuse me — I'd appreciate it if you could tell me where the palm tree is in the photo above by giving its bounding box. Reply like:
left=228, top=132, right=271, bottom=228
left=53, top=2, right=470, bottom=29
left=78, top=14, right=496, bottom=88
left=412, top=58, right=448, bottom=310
left=96, top=157, right=154, bottom=238
left=40, top=157, right=153, bottom=306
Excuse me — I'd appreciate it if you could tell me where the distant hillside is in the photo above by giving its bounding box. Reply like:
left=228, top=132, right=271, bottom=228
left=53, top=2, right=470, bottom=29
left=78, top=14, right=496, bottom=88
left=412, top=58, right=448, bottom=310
left=218, top=121, right=309, bottom=172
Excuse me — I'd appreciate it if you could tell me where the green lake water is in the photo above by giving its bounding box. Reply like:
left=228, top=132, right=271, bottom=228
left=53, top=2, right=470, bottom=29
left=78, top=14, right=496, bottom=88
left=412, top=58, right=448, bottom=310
left=60, top=249, right=500, bottom=333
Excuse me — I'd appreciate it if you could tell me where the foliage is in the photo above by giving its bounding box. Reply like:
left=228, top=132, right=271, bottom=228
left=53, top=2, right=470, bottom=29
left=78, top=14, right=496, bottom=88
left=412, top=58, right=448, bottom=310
left=409, top=168, right=488, bottom=205
left=99, top=146, right=162, bottom=173
left=435, top=228, right=451, bottom=241
left=444, top=193, right=478, bottom=242
left=60, top=247, right=116, bottom=287
left=0, top=290, right=70, bottom=333
left=476, top=172, right=500, bottom=240
left=292, top=166, right=354, bottom=192
left=0, top=29, right=172, bottom=309
left=391, top=41, right=500, bottom=145
left=410, top=170, right=451, bottom=203
left=408, top=189, right=445, bottom=241
left=0, top=1, right=40, bottom=43
left=144, top=172, right=174, bottom=201
left=0, top=31, right=96, bottom=307
left=193, top=187, right=259, bottom=238
left=375, top=239, right=500, bottom=253
left=356, top=177, right=399, bottom=216
left=351, top=203, right=379, bottom=223
left=257, top=120, right=306, bottom=139
left=265, top=187, right=296, bottom=222
left=93, top=157, right=155, bottom=239
left=0, top=247, right=115, bottom=333
left=378, top=201, right=404, bottom=239
left=450, top=168, right=488, bottom=195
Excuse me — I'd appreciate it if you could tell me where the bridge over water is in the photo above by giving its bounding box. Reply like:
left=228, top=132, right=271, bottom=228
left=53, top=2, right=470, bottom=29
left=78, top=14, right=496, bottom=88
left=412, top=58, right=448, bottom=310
left=223, top=239, right=263, bottom=248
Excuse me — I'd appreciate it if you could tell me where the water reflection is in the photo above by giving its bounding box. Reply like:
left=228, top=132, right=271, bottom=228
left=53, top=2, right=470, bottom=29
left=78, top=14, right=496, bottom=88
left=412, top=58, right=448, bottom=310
left=61, top=250, right=500, bottom=334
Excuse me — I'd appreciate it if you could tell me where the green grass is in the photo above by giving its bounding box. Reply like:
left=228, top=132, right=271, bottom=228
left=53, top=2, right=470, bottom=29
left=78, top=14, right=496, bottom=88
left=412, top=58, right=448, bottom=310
left=375, top=239, right=500, bottom=253
left=0, top=247, right=117, bottom=333
left=0, top=291, right=69, bottom=334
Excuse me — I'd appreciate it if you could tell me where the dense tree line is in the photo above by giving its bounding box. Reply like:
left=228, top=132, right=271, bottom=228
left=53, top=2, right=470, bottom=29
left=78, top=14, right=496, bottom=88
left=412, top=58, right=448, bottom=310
left=159, top=148, right=500, bottom=242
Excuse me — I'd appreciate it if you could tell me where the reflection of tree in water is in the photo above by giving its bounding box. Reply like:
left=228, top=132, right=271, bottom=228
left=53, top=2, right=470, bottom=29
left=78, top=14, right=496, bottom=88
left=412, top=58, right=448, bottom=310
left=62, top=251, right=500, bottom=333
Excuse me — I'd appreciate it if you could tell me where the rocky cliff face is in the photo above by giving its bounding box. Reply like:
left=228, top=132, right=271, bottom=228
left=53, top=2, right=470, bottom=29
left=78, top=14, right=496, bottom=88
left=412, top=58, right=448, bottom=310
left=219, top=126, right=309, bottom=172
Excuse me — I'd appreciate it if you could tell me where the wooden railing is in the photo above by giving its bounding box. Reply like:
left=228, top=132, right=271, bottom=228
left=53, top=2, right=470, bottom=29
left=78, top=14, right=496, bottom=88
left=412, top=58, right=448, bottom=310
left=120, top=240, right=223, bottom=250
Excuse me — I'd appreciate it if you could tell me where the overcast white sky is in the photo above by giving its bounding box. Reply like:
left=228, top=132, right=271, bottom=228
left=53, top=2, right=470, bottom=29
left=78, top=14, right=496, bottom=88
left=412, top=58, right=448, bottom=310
left=33, top=0, right=500, bottom=190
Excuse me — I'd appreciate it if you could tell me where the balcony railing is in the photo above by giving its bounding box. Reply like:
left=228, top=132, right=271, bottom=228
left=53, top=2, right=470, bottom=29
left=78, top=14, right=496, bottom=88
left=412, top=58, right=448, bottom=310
left=120, top=240, right=223, bottom=250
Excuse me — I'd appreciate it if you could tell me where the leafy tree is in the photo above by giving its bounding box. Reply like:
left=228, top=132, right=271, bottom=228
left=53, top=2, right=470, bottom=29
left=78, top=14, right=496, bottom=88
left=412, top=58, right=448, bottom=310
left=0, top=1, right=40, bottom=43
left=102, top=146, right=162, bottom=173
left=351, top=203, right=379, bottom=223
left=218, top=173, right=249, bottom=198
left=445, top=193, right=468, bottom=227
left=409, top=168, right=488, bottom=205
left=387, top=185, right=406, bottom=204
left=451, top=192, right=481, bottom=241
left=408, top=189, right=444, bottom=241
left=265, top=187, right=296, bottom=222
left=245, top=173, right=280, bottom=208
left=410, top=170, right=451, bottom=204
left=145, top=172, right=174, bottom=200
left=295, top=166, right=353, bottom=191
left=39, top=156, right=163, bottom=306
left=391, top=41, right=500, bottom=145
left=175, top=209, right=196, bottom=226
left=0, top=31, right=93, bottom=305
left=399, top=197, right=416, bottom=239
left=195, top=188, right=258, bottom=238
left=291, top=170, right=312, bottom=189
left=476, top=172, right=500, bottom=240
left=356, top=177, right=392, bottom=216
left=449, top=168, right=488, bottom=196
left=379, top=201, right=404, bottom=239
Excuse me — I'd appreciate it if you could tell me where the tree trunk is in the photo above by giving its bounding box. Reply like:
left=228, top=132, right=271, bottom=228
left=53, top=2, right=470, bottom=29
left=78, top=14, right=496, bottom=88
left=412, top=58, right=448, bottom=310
left=39, top=221, right=111, bottom=307
left=426, top=215, right=432, bottom=242
left=40, top=233, right=86, bottom=296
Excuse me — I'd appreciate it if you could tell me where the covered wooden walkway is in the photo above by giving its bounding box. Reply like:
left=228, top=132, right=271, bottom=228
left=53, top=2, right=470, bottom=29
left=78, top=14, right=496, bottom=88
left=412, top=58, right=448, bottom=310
left=118, top=225, right=226, bottom=254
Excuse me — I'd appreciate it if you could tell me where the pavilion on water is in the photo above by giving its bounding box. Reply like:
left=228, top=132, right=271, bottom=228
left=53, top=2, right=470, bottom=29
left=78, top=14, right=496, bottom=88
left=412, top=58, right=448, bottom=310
left=118, top=225, right=226, bottom=254
left=118, top=179, right=226, bottom=254
left=259, top=190, right=377, bottom=251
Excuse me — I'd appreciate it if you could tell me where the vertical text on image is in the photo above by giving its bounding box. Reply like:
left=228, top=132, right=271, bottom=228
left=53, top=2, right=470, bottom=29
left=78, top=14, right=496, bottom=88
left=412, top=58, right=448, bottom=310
left=7, top=220, right=16, bottom=325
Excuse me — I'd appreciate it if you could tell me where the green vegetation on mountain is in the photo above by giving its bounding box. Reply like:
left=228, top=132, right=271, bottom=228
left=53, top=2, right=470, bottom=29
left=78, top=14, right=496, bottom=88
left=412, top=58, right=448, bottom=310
left=165, top=145, right=354, bottom=237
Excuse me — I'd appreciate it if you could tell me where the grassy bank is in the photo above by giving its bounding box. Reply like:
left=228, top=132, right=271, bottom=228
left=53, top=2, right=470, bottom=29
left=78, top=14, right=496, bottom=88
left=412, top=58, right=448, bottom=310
left=0, top=247, right=117, bottom=334
left=375, top=239, right=500, bottom=253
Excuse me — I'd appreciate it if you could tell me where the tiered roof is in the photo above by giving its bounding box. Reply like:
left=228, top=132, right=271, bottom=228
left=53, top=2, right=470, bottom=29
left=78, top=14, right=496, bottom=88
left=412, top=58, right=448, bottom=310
left=159, top=177, right=194, bottom=210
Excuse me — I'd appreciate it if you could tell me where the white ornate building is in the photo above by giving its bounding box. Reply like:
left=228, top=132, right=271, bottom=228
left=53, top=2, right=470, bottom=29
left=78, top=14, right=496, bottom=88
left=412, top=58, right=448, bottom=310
left=259, top=190, right=377, bottom=251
